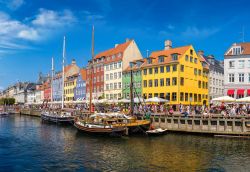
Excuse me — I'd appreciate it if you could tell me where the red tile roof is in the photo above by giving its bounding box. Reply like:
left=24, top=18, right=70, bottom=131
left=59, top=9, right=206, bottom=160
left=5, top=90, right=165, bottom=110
left=94, top=40, right=132, bottom=59
left=225, top=42, right=250, bottom=55
left=141, top=45, right=191, bottom=68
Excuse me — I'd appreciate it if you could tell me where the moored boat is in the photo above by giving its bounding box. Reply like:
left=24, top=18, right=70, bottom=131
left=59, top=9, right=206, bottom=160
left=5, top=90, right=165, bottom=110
left=146, top=128, right=168, bottom=136
left=41, top=110, right=74, bottom=124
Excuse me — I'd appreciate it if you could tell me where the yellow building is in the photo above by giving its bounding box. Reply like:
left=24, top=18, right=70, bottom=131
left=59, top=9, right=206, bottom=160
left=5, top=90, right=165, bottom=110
left=142, top=40, right=209, bottom=106
left=64, top=59, right=80, bottom=101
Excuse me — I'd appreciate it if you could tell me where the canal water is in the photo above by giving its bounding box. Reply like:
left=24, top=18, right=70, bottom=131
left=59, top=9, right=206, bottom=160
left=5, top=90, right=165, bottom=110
left=1, top=115, right=250, bottom=172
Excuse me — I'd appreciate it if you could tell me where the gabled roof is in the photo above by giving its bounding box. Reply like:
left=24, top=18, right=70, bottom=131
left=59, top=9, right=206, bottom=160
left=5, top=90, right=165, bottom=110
left=141, top=45, right=191, bottom=68
left=95, top=40, right=132, bottom=59
left=124, top=58, right=147, bottom=71
left=79, top=68, right=87, bottom=80
left=225, top=42, right=250, bottom=55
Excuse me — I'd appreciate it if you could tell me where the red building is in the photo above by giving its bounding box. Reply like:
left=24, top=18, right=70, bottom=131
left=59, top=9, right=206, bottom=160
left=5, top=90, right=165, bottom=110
left=43, top=81, right=51, bottom=101
left=86, top=57, right=104, bottom=100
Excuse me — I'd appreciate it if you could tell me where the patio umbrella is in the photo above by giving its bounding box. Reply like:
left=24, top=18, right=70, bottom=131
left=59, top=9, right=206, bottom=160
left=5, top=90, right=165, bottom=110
left=134, top=97, right=144, bottom=103
left=145, top=97, right=169, bottom=103
left=236, top=96, right=250, bottom=103
left=212, top=96, right=235, bottom=102
left=118, top=98, right=130, bottom=103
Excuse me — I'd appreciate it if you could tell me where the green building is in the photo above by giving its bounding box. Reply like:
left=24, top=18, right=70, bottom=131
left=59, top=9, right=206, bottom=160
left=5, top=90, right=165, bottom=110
left=122, top=59, right=145, bottom=99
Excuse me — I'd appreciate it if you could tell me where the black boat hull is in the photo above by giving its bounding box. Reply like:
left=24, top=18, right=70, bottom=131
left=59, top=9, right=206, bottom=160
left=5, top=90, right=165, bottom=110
left=41, top=114, right=74, bottom=124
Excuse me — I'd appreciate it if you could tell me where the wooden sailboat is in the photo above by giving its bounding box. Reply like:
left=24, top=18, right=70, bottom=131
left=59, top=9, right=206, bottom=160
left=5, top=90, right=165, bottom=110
left=74, top=26, right=126, bottom=136
left=41, top=36, right=74, bottom=124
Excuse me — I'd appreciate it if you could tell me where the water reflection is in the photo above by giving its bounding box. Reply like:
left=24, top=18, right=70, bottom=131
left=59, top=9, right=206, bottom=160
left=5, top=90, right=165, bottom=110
left=0, top=115, right=250, bottom=171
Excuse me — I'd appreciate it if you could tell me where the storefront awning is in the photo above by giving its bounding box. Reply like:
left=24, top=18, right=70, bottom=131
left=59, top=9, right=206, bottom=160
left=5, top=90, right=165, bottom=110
left=237, top=89, right=244, bottom=95
left=227, top=89, right=234, bottom=95
left=247, top=89, right=250, bottom=95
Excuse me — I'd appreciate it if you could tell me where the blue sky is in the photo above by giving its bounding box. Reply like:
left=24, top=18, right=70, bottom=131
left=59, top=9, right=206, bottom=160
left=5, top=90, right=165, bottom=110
left=0, top=0, right=249, bottom=89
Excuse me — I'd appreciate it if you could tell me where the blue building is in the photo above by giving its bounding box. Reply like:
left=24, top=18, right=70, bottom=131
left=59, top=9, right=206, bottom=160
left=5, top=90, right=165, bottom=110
left=74, top=69, right=86, bottom=101
left=52, top=72, right=62, bottom=102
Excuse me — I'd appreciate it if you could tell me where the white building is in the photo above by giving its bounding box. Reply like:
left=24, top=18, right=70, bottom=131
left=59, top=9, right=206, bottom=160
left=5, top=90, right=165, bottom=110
left=224, top=42, right=250, bottom=98
left=102, top=39, right=143, bottom=100
left=198, top=51, right=224, bottom=100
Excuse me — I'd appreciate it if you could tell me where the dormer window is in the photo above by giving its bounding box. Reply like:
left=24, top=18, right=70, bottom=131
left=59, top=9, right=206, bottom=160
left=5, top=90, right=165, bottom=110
left=158, top=56, right=165, bottom=63
left=112, top=55, right=115, bottom=59
left=147, top=58, right=152, bottom=64
left=232, top=46, right=241, bottom=55
left=129, top=62, right=134, bottom=68
left=171, top=54, right=178, bottom=61
left=136, top=61, right=142, bottom=67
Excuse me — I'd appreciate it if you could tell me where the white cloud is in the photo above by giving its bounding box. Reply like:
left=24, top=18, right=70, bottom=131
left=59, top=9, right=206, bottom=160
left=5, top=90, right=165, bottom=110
left=167, top=24, right=175, bottom=30
left=182, top=26, right=219, bottom=39
left=32, top=8, right=76, bottom=27
left=0, top=8, right=77, bottom=54
left=0, top=0, right=25, bottom=10
left=18, top=28, right=39, bottom=40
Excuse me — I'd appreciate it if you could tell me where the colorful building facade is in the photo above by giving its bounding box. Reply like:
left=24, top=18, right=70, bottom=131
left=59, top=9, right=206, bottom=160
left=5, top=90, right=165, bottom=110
left=141, top=40, right=209, bottom=106
left=122, top=59, right=145, bottom=98
left=74, top=68, right=87, bottom=101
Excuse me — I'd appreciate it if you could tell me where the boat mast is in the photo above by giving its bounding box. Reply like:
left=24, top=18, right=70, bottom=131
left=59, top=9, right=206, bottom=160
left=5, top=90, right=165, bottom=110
left=130, top=69, right=134, bottom=115
left=89, top=25, right=94, bottom=114
left=51, top=57, right=54, bottom=103
left=62, top=36, right=66, bottom=108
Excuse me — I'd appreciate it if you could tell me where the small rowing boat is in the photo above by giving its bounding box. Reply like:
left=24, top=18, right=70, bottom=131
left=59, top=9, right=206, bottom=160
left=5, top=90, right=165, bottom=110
left=146, top=128, right=168, bottom=136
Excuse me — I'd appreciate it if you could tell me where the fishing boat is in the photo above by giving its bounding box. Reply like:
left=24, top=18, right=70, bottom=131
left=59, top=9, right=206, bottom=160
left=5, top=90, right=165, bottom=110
left=146, top=128, right=168, bottom=136
left=41, top=36, right=74, bottom=124
left=74, top=114, right=125, bottom=136
left=41, top=109, right=74, bottom=124
left=0, top=107, right=9, bottom=117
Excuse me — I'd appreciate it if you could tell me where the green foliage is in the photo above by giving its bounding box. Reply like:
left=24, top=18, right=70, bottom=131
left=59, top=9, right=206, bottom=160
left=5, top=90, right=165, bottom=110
left=0, top=98, right=15, bottom=105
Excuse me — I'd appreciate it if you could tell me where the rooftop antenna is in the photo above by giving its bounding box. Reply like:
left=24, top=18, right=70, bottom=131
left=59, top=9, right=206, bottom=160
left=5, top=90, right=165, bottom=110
left=240, top=26, right=245, bottom=42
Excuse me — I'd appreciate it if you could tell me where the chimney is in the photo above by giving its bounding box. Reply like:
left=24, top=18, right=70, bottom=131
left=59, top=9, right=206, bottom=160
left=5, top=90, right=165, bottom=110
left=164, top=40, right=172, bottom=50
left=115, top=44, right=119, bottom=48
left=198, top=50, right=204, bottom=56
left=207, top=55, right=214, bottom=59
left=126, top=38, right=130, bottom=42
left=72, top=59, right=76, bottom=65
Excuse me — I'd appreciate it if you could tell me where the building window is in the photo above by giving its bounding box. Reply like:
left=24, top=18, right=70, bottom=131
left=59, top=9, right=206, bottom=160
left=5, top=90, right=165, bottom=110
left=110, top=83, right=113, bottom=90
left=149, top=68, right=153, bottom=74
left=172, top=92, right=177, bottom=101
left=180, top=92, right=184, bottom=101
left=118, top=72, right=121, bottom=78
left=166, top=93, right=170, bottom=101
left=147, top=58, right=152, bottom=64
left=158, top=56, right=164, bottom=63
left=198, top=70, right=201, bottom=76
left=106, top=84, right=109, bottom=90
left=190, top=49, right=193, bottom=55
left=172, top=65, right=177, bottom=72
left=185, top=93, right=188, bottom=101
left=114, top=63, right=117, bottom=69
left=118, top=82, right=122, bottom=89
left=172, top=77, right=177, bottom=85
left=180, top=65, right=184, bottom=72
left=114, top=72, right=117, bottom=79
left=233, top=47, right=241, bottom=55
left=229, top=73, right=235, bottom=83
left=229, top=61, right=235, bottom=68
left=160, top=78, right=164, bottom=86
left=194, top=58, right=197, bottom=64
left=110, top=73, right=113, bottom=80
left=160, top=66, right=164, bottom=73
left=194, top=68, right=197, bottom=75
left=239, top=73, right=244, bottom=82
left=110, top=63, right=113, bottom=70
left=166, top=66, right=170, bottom=72
left=154, top=79, right=158, bottom=87
left=114, top=83, right=117, bottom=89
left=154, top=67, right=158, bottom=74
left=238, top=60, right=245, bottom=69
left=180, top=77, right=184, bottom=86
left=143, top=69, right=147, bottom=75
left=149, top=80, right=152, bottom=87
left=248, top=60, right=250, bottom=68
left=198, top=81, right=201, bottom=88
left=190, top=56, right=193, bottom=63
left=185, top=55, right=189, bottom=61
left=166, top=78, right=170, bottom=86
left=143, top=80, right=147, bottom=87
left=171, top=54, right=178, bottom=61
left=118, top=61, right=122, bottom=68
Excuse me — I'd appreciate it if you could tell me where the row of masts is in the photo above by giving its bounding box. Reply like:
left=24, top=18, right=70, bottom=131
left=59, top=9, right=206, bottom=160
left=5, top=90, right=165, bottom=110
left=49, top=26, right=134, bottom=115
